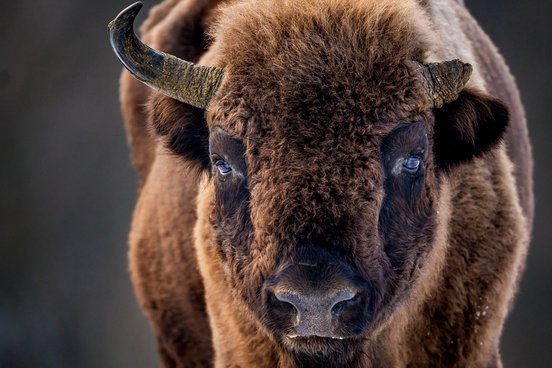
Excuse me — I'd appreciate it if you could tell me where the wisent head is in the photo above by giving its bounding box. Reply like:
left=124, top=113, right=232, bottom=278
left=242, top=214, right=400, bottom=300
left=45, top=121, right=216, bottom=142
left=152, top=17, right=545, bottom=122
left=110, top=0, right=508, bottom=363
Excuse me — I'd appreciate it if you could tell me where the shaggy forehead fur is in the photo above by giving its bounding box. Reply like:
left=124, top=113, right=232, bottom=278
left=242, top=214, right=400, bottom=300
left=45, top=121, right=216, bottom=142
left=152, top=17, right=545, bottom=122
left=208, top=0, right=437, bottom=129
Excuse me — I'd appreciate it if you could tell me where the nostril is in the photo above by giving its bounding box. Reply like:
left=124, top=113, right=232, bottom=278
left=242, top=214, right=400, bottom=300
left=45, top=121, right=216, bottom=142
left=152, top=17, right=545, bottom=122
left=272, top=290, right=292, bottom=306
left=331, top=292, right=360, bottom=316
left=269, top=290, right=299, bottom=322
left=273, top=289, right=301, bottom=310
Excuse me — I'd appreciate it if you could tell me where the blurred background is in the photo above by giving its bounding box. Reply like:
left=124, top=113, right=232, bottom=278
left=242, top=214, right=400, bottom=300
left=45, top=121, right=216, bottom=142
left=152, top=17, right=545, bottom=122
left=0, top=0, right=550, bottom=367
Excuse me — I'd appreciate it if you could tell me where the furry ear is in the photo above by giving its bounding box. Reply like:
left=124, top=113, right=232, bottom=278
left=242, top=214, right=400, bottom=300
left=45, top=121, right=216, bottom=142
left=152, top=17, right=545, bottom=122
left=433, top=88, right=509, bottom=170
left=148, top=94, right=210, bottom=174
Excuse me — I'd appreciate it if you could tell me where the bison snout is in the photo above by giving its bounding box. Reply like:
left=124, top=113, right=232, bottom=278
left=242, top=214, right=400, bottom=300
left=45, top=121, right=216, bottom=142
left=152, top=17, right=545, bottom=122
left=274, top=288, right=357, bottom=337
left=263, top=263, right=368, bottom=339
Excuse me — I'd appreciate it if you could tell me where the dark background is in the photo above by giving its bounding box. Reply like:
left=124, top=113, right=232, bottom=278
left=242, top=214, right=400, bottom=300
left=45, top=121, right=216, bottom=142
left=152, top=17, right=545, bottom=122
left=1, top=0, right=550, bottom=367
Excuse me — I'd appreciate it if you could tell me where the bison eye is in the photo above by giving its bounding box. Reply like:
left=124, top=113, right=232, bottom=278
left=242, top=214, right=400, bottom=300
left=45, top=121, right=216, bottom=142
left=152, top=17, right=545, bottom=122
left=403, top=156, right=421, bottom=173
left=215, top=159, right=233, bottom=175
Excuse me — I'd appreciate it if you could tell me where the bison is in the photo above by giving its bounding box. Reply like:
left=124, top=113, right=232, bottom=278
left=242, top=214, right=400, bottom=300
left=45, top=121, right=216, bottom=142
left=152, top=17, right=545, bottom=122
left=108, top=0, right=532, bottom=366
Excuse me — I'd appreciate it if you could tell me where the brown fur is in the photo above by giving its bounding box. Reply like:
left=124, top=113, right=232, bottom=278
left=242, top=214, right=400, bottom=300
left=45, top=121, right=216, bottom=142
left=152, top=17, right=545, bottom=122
left=119, top=0, right=532, bottom=367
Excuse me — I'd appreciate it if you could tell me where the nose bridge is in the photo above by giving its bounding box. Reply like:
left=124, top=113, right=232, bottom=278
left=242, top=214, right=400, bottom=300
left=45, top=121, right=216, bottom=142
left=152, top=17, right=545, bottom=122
left=253, top=158, right=367, bottom=248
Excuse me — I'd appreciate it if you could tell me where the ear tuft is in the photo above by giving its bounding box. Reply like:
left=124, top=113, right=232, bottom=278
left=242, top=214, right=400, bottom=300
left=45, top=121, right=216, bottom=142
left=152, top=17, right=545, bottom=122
left=148, top=94, right=210, bottom=174
left=433, top=88, right=509, bottom=170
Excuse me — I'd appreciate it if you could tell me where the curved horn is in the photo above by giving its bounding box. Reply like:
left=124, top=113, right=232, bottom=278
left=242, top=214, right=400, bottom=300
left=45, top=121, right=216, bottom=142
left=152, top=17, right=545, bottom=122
left=416, top=59, right=473, bottom=108
left=108, top=2, right=225, bottom=109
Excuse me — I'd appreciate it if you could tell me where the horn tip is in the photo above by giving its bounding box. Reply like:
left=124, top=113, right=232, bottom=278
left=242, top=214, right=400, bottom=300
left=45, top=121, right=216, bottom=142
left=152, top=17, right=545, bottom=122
left=121, top=2, right=144, bottom=16
left=108, top=2, right=143, bottom=31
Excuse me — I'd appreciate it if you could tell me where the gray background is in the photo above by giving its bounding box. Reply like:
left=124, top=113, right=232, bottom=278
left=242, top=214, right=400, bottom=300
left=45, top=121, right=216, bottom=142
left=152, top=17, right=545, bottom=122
left=1, top=0, right=550, bottom=367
